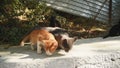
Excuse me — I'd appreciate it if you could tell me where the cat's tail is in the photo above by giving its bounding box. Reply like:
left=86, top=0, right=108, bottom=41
left=20, top=35, right=30, bottom=46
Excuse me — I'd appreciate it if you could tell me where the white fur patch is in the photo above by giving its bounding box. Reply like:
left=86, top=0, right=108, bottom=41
left=46, top=51, right=52, bottom=56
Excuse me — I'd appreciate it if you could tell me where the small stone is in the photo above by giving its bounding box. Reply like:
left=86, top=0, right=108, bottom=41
left=111, top=58, right=115, bottom=61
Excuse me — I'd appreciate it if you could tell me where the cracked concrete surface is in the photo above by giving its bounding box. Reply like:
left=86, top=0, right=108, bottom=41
left=0, top=36, right=120, bottom=68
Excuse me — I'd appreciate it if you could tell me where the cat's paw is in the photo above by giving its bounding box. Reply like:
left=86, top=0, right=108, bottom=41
left=46, top=51, right=52, bottom=56
left=37, top=50, right=42, bottom=54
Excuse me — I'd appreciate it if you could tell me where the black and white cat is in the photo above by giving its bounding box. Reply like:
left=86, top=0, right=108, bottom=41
left=103, top=21, right=120, bottom=39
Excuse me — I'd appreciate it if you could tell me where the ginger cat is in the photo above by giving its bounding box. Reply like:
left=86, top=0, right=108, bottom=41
left=20, top=29, right=58, bottom=55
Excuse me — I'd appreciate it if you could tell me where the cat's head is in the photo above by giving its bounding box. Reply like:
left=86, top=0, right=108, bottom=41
left=62, top=37, right=77, bottom=52
left=43, top=40, right=58, bottom=56
left=56, top=35, right=77, bottom=52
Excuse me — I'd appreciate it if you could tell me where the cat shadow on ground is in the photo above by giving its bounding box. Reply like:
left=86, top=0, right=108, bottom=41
left=0, top=45, right=66, bottom=61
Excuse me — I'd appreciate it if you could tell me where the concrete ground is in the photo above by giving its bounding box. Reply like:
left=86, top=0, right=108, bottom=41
left=0, top=36, right=120, bottom=68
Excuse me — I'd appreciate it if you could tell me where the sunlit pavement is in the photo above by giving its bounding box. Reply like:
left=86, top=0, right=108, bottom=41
left=0, top=36, right=120, bottom=68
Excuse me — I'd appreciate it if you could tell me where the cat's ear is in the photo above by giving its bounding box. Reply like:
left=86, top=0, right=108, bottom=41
left=68, top=36, right=77, bottom=43
left=73, top=36, right=78, bottom=42
left=63, top=39, right=67, bottom=43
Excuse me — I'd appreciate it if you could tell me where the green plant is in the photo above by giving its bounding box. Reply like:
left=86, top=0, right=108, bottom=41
left=0, top=0, right=55, bottom=45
